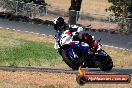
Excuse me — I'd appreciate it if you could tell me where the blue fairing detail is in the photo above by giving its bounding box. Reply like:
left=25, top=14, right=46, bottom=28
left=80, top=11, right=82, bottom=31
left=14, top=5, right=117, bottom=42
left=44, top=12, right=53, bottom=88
left=67, top=43, right=89, bottom=57
left=67, top=48, right=75, bottom=58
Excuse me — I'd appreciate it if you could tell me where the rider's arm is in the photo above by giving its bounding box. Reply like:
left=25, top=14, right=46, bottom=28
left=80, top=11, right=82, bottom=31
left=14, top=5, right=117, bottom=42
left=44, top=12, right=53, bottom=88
left=54, top=24, right=59, bottom=31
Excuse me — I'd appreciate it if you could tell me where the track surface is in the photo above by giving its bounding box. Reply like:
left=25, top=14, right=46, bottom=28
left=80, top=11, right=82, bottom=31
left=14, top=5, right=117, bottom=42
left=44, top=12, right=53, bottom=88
left=0, top=66, right=132, bottom=75
left=0, top=19, right=132, bottom=50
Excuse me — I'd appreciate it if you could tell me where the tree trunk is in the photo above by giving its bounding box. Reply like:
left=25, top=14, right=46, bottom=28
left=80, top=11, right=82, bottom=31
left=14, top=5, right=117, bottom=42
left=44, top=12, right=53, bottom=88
left=69, top=0, right=82, bottom=11
left=69, top=0, right=82, bottom=25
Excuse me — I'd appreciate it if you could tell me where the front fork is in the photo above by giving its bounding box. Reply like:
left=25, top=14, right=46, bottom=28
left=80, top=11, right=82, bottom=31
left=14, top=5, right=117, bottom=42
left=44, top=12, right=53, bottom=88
left=67, top=48, right=78, bottom=59
left=66, top=46, right=85, bottom=66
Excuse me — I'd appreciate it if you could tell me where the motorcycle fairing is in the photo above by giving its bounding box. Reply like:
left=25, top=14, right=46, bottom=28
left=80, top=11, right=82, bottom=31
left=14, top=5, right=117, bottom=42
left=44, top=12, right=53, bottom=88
left=67, top=42, right=89, bottom=59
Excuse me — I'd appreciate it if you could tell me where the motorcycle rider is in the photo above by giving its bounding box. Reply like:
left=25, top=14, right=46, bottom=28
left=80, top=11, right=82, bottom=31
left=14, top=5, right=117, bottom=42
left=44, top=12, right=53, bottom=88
left=53, top=17, right=113, bottom=70
left=53, top=17, right=98, bottom=50
left=53, top=17, right=67, bottom=50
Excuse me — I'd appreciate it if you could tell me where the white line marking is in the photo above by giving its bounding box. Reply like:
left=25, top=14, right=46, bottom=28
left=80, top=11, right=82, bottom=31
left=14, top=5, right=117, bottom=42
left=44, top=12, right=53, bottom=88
left=12, top=29, right=16, bottom=30
left=48, top=35, right=53, bottom=37
left=30, top=32, right=35, bottom=34
left=5, top=28, right=10, bottom=30
left=16, top=30, right=21, bottom=32
left=103, top=45, right=131, bottom=51
left=25, top=31, right=29, bottom=32
left=35, top=33, right=40, bottom=35
left=41, top=34, right=46, bottom=36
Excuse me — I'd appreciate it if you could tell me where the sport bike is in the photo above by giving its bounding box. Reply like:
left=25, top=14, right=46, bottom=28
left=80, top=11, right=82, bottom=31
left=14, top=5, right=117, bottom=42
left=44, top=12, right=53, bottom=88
left=54, top=30, right=113, bottom=71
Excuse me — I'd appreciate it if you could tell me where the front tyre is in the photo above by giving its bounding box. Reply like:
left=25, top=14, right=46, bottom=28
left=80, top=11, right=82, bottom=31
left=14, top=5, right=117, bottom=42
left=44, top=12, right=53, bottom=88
left=99, top=56, right=113, bottom=71
left=61, top=49, right=81, bottom=70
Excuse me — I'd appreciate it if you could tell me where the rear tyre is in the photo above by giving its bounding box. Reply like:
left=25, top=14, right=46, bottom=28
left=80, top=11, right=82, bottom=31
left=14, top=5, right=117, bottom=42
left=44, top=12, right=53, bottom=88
left=61, top=49, right=81, bottom=70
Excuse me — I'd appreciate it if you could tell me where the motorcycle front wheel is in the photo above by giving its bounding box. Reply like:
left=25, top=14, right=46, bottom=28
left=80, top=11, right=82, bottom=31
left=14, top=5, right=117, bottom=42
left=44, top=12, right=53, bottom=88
left=99, top=56, right=113, bottom=71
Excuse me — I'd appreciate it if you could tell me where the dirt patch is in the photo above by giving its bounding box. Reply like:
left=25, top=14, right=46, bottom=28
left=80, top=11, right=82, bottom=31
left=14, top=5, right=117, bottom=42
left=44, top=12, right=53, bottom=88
left=0, top=70, right=77, bottom=87
left=0, top=70, right=132, bottom=88
left=103, top=46, right=132, bottom=67
left=0, top=37, right=22, bottom=48
left=44, top=0, right=117, bottom=30
left=0, top=29, right=55, bottom=44
left=45, top=0, right=111, bottom=15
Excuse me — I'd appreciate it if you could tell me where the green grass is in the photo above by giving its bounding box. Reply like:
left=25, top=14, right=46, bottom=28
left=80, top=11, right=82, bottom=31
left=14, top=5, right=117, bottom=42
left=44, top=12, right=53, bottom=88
left=0, top=40, right=58, bottom=60
left=0, top=39, right=60, bottom=67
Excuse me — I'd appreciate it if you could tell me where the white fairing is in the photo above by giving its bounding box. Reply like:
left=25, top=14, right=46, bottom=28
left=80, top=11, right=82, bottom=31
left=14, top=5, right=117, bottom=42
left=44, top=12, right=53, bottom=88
left=60, top=30, right=72, bottom=45
left=54, top=26, right=85, bottom=50
left=54, top=41, right=60, bottom=49
left=54, top=30, right=72, bottom=49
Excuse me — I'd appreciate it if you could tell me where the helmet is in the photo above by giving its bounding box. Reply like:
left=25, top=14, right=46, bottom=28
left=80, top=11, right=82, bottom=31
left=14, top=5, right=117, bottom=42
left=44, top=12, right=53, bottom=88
left=53, top=17, right=66, bottom=31
left=53, top=17, right=64, bottom=25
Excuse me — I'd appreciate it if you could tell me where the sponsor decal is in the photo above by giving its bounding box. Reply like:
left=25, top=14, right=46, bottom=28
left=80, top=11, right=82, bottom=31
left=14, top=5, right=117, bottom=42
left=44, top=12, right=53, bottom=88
left=76, top=66, right=131, bottom=85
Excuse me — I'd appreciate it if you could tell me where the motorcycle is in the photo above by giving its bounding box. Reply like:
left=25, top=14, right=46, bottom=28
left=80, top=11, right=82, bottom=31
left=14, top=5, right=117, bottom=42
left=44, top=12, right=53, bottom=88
left=54, top=29, right=113, bottom=71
